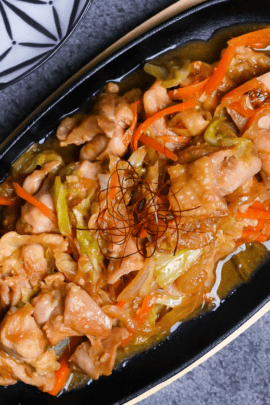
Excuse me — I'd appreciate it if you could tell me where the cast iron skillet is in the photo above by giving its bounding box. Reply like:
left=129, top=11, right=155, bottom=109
left=1, top=0, right=270, bottom=403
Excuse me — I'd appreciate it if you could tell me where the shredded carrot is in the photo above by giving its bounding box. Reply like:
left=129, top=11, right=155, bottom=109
left=133, top=295, right=156, bottom=324
left=236, top=208, right=270, bottom=220
left=251, top=200, right=270, bottom=210
left=0, top=196, right=16, bottom=206
left=158, top=135, right=191, bottom=143
left=140, top=134, right=178, bottom=161
left=240, top=229, right=262, bottom=242
left=244, top=220, right=265, bottom=232
left=229, top=101, right=254, bottom=118
left=116, top=300, right=126, bottom=309
left=48, top=336, right=84, bottom=396
left=13, top=182, right=58, bottom=225
left=132, top=99, right=196, bottom=150
left=228, top=27, right=270, bottom=49
left=168, top=78, right=210, bottom=101
left=222, top=77, right=259, bottom=103
left=203, top=45, right=235, bottom=95
left=108, top=171, right=119, bottom=201
left=123, top=100, right=140, bottom=146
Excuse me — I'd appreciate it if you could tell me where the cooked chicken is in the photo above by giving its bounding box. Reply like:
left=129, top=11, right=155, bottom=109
left=20, top=185, right=57, bottom=234
left=0, top=303, right=47, bottom=360
left=70, top=327, right=128, bottom=380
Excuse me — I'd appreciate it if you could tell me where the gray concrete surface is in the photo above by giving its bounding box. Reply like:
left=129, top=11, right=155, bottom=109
left=1, top=0, right=270, bottom=404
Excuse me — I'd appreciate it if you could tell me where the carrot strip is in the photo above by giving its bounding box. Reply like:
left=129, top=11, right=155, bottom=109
left=228, top=27, right=270, bottom=49
left=108, top=171, right=119, bottom=201
left=168, top=78, right=209, bottom=101
left=236, top=208, right=270, bottom=220
left=140, top=134, right=178, bottom=162
left=48, top=336, right=83, bottom=396
left=241, top=229, right=262, bottom=241
left=158, top=135, right=191, bottom=143
left=116, top=300, right=126, bottom=309
left=229, top=101, right=254, bottom=118
left=244, top=220, right=265, bottom=232
left=13, top=182, right=58, bottom=225
left=251, top=200, right=270, bottom=210
left=222, top=77, right=259, bottom=103
left=133, top=295, right=156, bottom=324
left=123, top=101, right=140, bottom=146
left=203, top=45, right=235, bottom=95
left=132, top=99, right=196, bottom=150
left=0, top=196, right=16, bottom=206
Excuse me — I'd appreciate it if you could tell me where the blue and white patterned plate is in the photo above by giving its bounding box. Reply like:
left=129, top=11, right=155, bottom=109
left=0, top=0, right=92, bottom=89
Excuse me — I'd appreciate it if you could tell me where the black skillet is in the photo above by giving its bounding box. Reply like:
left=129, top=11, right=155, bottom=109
left=1, top=0, right=270, bottom=403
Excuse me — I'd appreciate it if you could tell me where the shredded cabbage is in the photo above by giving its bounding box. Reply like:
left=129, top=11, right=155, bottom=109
left=53, top=176, right=72, bottom=237
left=204, top=117, right=252, bottom=158
left=154, top=248, right=203, bottom=288
left=144, top=60, right=190, bottom=88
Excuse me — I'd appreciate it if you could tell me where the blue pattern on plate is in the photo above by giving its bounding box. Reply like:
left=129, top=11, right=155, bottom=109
left=0, top=0, right=91, bottom=88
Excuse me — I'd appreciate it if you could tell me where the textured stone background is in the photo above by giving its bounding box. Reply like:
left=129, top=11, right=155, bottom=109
left=1, top=0, right=270, bottom=404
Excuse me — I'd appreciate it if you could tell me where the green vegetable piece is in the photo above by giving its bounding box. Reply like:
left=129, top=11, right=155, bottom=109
left=53, top=176, right=72, bottom=237
left=204, top=117, right=227, bottom=146
left=13, top=149, right=63, bottom=176
left=73, top=187, right=96, bottom=228
left=76, top=230, right=103, bottom=271
left=73, top=184, right=102, bottom=272
left=144, top=60, right=190, bottom=88
left=204, top=117, right=252, bottom=158
left=154, top=248, right=203, bottom=288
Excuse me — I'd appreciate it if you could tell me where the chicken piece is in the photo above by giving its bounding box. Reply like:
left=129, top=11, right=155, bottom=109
left=59, top=116, right=102, bottom=147
left=79, top=134, right=109, bottom=162
left=170, top=109, right=210, bottom=136
left=54, top=252, right=77, bottom=282
left=228, top=46, right=270, bottom=84
left=107, top=238, right=144, bottom=284
left=76, top=160, right=102, bottom=180
left=43, top=316, right=79, bottom=346
left=0, top=232, right=68, bottom=266
left=33, top=289, right=65, bottom=326
left=56, top=113, right=84, bottom=141
left=226, top=71, right=270, bottom=131
left=22, top=161, right=61, bottom=195
left=168, top=156, right=227, bottom=216
left=20, top=184, right=57, bottom=234
left=35, top=278, right=112, bottom=345
left=0, top=303, right=47, bottom=361
left=21, top=244, right=48, bottom=286
left=70, top=327, right=128, bottom=380
left=0, top=349, right=57, bottom=392
left=97, top=127, right=128, bottom=159
left=32, top=272, right=66, bottom=326
left=210, top=149, right=261, bottom=196
left=64, top=284, right=112, bottom=338
left=0, top=276, right=32, bottom=307
left=1, top=249, right=25, bottom=277
left=246, top=113, right=270, bottom=187
left=143, top=80, right=171, bottom=117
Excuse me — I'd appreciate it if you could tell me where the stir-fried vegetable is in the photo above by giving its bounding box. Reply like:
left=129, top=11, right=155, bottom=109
left=53, top=177, right=72, bottom=237
left=204, top=117, right=252, bottom=157
left=154, top=249, right=203, bottom=288
left=144, top=60, right=190, bottom=88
